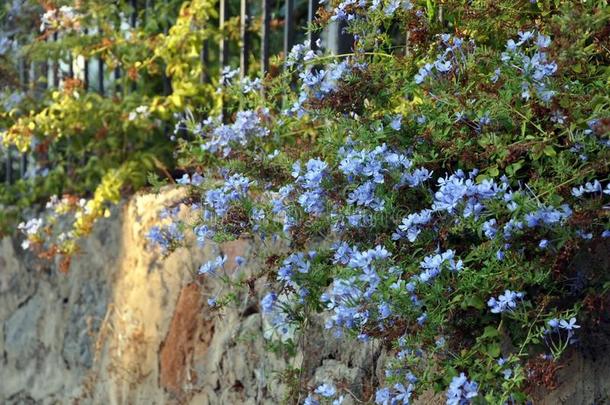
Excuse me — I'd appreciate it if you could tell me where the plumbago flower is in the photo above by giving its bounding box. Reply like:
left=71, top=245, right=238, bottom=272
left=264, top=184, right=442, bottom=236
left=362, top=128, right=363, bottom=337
left=393, top=170, right=506, bottom=242
left=320, top=244, right=396, bottom=337
left=290, top=60, right=352, bottom=117
left=292, top=158, right=329, bottom=215
left=414, top=34, right=475, bottom=85
left=500, top=31, right=557, bottom=102
left=137, top=2, right=609, bottom=401
left=487, top=290, right=525, bottom=314
left=174, top=109, right=270, bottom=157
left=446, top=373, right=478, bottom=405
left=204, top=173, right=253, bottom=218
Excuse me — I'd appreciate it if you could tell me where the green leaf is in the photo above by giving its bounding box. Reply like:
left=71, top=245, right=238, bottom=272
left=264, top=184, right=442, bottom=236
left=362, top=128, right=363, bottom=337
left=481, top=326, right=500, bottom=340
left=426, top=0, right=435, bottom=21
left=486, top=342, right=501, bottom=358
left=464, top=295, right=485, bottom=310
left=543, top=145, right=557, bottom=157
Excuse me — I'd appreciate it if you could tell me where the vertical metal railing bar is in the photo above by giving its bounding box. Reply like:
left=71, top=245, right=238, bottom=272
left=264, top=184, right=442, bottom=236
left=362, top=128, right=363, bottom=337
left=219, top=0, right=229, bottom=70
left=162, top=0, right=172, bottom=96
left=40, top=49, right=49, bottom=94
left=5, top=152, right=12, bottom=185
left=97, top=24, right=104, bottom=97
left=98, top=53, right=105, bottom=95
left=283, top=0, right=294, bottom=58
left=240, top=0, right=250, bottom=79
left=200, top=40, right=210, bottom=84
left=18, top=52, right=28, bottom=181
left=219, top=0, right=229, bottom=120
left=130, top=0, right=138, bottom=92
left=84, top=29, right=90, bottom=90
left=20, top=153, right=27, bottom=179
left=114, top=64, right=122, bottom=94
left=131, top=0, right=138, bottom=29
left=335, top=20, right=352, bottom=54
left=308, top=0, right=319, bottom=50
left=145, top=0, right=153, bottom=23
left=52, top=32, right=60, bottom=87
left=261, top=0, right=270, bottom=78
left=68, top=52, right=75, bottom=78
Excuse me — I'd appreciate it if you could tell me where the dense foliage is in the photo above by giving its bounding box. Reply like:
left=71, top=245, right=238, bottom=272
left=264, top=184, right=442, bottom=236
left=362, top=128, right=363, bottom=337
left=0, top=0, right=226, bottom=247
left=8, top=0, right=610, bottom=403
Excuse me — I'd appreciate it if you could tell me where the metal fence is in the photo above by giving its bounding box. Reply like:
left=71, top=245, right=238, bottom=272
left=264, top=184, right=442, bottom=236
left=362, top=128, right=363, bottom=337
left=1, top=0, right=351, bottom=185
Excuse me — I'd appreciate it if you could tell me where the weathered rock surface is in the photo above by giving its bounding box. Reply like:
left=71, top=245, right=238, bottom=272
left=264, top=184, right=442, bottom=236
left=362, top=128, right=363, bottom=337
left=1, top=189, right=609, bottom=404
left=0, top=190, right=383, bottom=404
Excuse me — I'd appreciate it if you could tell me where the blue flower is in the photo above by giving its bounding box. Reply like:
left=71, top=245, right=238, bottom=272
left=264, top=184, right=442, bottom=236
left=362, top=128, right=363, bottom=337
left=417, top=312, right=427, bottom=325
left=432, top=174, right=469, bottom=213
left=176, top=173, right=191, bottom=185
left=396, top=209, right=433, bottom=242
left=304, top=394, right=320, bottom=405
left=261, top=292, right=277, bottom=313
left=559, top=317, right=579, bottom=331
left=384, top=0, right=401, bottom=16
left=375, top=388, right=391, bottom=405
left=198, top=255, right=226, bottom=276
left=482, top=219, right=497, bottom=239
left=201, top=110, right=269, bottom=157
left=401, top=168, right=432, bottom=187
left=487, top=290, right=524, bottom=313
left=390, top=115, right=402, bottom=131
left=446, top=373, right=478, bottom=405
left=194, top=225, right=215, bottom=247
left=378, top=302, right=392, bottom=320
left=347, top=181, right=385, bottom=211
left=393, top=383, right=413, bottom=404
left=315, top=383, right=336, bottom=398
left=333, top=241, right=353, bottom=264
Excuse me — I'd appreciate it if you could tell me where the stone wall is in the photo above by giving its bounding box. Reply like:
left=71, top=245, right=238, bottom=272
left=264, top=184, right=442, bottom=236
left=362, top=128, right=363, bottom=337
left=0, top=189, right=609, bottom=404
left=0, top=190, right=386, bottom=405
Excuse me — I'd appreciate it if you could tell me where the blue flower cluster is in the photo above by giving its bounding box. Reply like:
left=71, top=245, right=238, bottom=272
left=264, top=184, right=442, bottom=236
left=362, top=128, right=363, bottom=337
left=271, top=184, right=296, bottom=233
left=285, top=39, right=319, bottom=69
left=290, top=61, right=351, bottom=117
left=146, top=222, right=184, bottom=252
left=500, top=31, right=557, bottom=102
left=204, top=173, right=253, bottom=218
left=277, top=252, right=311, bottom=291
left=394, top=170, right=506, bottom=243
left=337, top=143, right=430, bottom=224
left=331, top=0, right=412, bottom=22
left=395, top=209, right=433, bottom=242
left=176, top=172, right=204, bottom=186
left=416, top=249, right=462, bottom=283
left=322, top=244, right=393, bottom=337
left=200, top=109, right=269, bottom=157
left=260, top=291, right=277, bottom=313
left=572, top=179, right=610, bottom=197
left=446, top=373, right=478, bottom=405
left=194, top=224, right=215, bottom=247
left=292, top=159, right=329, bottom=215
left=487, top=290, right=524, bottom=314
left=415, top=34, right=473, bottom=84
left=375, top=382, right=414, bottom=404
left=546, top=317, right=580, bottom=337
left=198, top=254, right=226, bottom=276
